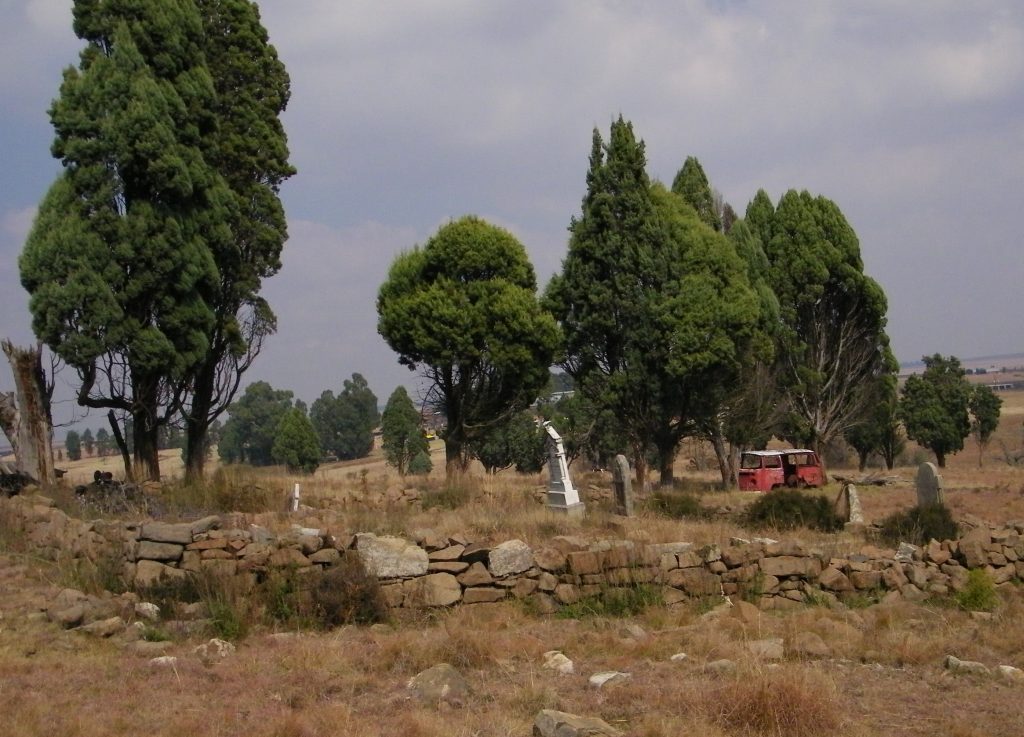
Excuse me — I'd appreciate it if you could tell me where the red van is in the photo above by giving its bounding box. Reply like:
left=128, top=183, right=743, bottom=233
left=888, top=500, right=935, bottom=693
left=738, top=449, right=824, bottom=492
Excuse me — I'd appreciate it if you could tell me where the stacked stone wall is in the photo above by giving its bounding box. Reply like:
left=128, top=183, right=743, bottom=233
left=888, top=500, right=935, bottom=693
left=2, top=494, right=1022, bottom=611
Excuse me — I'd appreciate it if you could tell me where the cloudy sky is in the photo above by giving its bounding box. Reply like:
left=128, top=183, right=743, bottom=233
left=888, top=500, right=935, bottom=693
left=2, top=1, right=1022, bottom=424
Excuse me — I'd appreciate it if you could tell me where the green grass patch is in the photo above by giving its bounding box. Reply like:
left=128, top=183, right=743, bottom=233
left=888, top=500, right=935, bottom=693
left=879, top=503, right=958, bottom=546
left=557, top=584, right=663, bottom=619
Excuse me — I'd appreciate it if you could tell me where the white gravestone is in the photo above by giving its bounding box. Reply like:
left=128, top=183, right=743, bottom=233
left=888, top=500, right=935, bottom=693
left=544, top=421, right=584, bottom=516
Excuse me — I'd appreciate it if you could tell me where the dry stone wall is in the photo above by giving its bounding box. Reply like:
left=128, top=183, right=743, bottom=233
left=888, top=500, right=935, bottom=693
left=3, top=493, right=1023, bottom=611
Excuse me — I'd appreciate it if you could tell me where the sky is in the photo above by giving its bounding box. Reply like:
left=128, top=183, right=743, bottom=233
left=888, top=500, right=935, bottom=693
left=1, top=0, right=1023, bottom=428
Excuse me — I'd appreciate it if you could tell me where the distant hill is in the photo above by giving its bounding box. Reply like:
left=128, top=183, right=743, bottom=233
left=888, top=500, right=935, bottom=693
left=900, top=352, right=1024, bottom=376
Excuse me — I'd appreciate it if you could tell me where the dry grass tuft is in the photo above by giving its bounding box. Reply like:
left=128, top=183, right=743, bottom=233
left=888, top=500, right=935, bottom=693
left=707, top=665, right=842, bottom=737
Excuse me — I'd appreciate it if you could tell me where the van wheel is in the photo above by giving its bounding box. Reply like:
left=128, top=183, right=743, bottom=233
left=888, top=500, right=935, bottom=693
left=786, top=474, right=800, bottom=488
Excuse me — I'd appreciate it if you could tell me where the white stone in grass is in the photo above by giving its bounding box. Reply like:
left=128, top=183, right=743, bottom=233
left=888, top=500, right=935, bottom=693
left=589, top=671, right=631, bottom=688
left=542, top=650, right=575, bottom=675
left=670, top=652, right=689, bottom=662
left=945, top=655, right=990, bottom=675
left=149, top=656, right=178, bottom=668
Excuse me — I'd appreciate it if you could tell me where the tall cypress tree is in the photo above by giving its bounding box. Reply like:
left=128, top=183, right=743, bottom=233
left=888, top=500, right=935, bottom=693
left=181, top=0, right=295, bottom=479
left=546, top=119, right=760, bottom=486
left=21, top=2, right=229, bottom=480
left=765, top=190, right=891, bottom=459
left=671, top=156, right=721, bottom=232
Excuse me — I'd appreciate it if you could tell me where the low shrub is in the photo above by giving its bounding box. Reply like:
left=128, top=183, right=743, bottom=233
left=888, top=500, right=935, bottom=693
left=312, top=552, right=390, bottom=626
left=879, top=503, right=958, bottom=546
left=955, top=569, right=999, bottom=612
left=648, top=492, right=712, bottom=520
left=744, top=490, right=843, bottom=532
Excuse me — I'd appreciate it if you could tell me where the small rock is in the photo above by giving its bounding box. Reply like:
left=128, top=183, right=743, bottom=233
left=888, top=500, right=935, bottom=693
left=194, top=638, right=235, bottom=662
left=895, top=542, right=919, bottom=563
left=997, top=665, right=1024, bottom=682
left=789, top=631, right=831, bottom=659
left=533, top=709, right=623, bottom=737
left=747, top=638, right=784, bottom=661
left=589, top=671, right=631, bottom=688
left=945, top=655, right=990, bottom=676
left=621, top=623, right=647, bottom=641
left=134, top=602, right=160, bottom=622
left=542, top=650, right=575, bottom=675
left=149, top=656, right=178, bottom=668
left=705, top=658, right=737, bottom=675
left=670, top=652, right=689, bottom=662
left=407, top=663, right=470, bottom=707
left=79, top=616, right=124, bottom=638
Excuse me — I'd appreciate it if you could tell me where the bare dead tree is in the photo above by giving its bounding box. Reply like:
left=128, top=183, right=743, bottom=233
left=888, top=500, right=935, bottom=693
left=2, top=340, right=56, bottom=484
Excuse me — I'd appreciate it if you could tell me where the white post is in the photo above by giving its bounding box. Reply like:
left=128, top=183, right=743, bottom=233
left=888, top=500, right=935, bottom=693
left=291, top=482, right=301, bottom=512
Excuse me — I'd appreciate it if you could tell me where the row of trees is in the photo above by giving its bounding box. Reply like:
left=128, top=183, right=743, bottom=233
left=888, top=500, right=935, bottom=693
left=848, top=354, right=1002, bottom=469
left=214, top=376, right=435, bottom=476
left=19, top=0, right=293, bottom=482
left=378, top=117, right=894, bottom=486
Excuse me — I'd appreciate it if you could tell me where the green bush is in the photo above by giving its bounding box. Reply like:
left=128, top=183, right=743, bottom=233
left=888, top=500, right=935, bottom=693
left=954, top=569, right=999, bottom=612
left=744, top=490, right=842, bottom=532
left=879, top=503, right=958, bottom=546
left=408, top=450, right=433, bottom=476
left=312, top=552, right=390, bottom=626
left=648, top=491, right=712, bottom=520
left=556, top=584, right=663, bottom=619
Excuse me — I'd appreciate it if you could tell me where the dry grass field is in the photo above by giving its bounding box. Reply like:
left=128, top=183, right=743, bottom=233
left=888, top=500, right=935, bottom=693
left=1, top=391, right=1023, bottom=736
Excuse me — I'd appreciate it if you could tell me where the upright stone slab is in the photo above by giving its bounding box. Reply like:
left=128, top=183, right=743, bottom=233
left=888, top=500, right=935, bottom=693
left=834, top=483, right=864, bottom=524
left=543, top=421, right=584, bottom=516
left=916, top=462, right=944, bottom=506
left=612, top=454, right=633, bottom=517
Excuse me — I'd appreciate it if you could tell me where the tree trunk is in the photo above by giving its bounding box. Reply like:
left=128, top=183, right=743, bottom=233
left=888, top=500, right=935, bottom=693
left=633, top=451, right=647, bottom=492
left=131, top=377, right=161, bottom=481
left=0, top=392, right=18, bottom=459
left=936, top=451, right=946, bottom=468
left=2, top=341, right=55, bottom=484
left=183, top=357, right=216, bottom=481
left=443, top=436, right=467, bottom=478
left=659, top=452, right=674, bottom=488
left=710, top=428, right=735, bottom=489
left=108, top=410, right=134, bottom=482
left=857, top=449, right=868, bottom=472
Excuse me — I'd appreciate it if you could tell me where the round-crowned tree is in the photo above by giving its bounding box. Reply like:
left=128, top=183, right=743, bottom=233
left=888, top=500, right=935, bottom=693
left=377, top=216, right=559, bottom=475
left=381, top=386, right=428, bottom=475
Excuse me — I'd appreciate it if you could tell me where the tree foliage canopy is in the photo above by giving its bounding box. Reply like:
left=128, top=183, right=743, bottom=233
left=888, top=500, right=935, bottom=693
left=218, top=380, right=293, bottom=466
left=545, top=120, right=760, bottom=485
left=310, top=373, right=379, bottom=461
left=671, top=156, right=721, bottom=232
left=900, top=354, right=971, bottom=468
left=761, top=189, right=892, bottom=453
left=20, top=0, right=293, bottom=482
left=272, top=408, right=320, bottom=474
left=377, top=216, right=559, bottom=472
left=380, top=386, right=428, bottom=475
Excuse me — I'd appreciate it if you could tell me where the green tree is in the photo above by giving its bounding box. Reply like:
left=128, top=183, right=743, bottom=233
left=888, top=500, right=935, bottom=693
left=218, top=381, right=293, bottom=466
left=468, top=411, right=546, bottom=474
left=377, top=216, right=559, bottom=474
left=671, top=156, right=721, bottom=231
left=381, top=386, right=428, bottom=475
left=310, top=373, right=379, bottom=460
left=900, top=354, right=971, bottom=468
left=763, top=190, right=891, bottom=461
left=95, top=427, right=112, bottom=457
left=968, top=384, right=1002, bottom=467
left=272, top=408, right=320, bottom=474
left=844, top=368, right=903, bottom=471
left=65, top=430, right=82, bottom=462
left=407, top=449, right=433, bottom=476
left=20, top=1, right=230, bottom=481
left=545, top=120, right=760, bottom=486
left=181, top=0, right=295, bottom=481
left=81, top=428, right=95, bottom=457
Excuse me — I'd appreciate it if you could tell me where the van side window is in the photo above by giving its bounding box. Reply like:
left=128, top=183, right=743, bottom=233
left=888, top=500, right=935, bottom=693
left=765, top=456, right=782, bottom=468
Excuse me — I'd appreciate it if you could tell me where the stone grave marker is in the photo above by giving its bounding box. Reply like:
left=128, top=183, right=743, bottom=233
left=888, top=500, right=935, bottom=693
left=915, top=462, right=944, bottom=506
left=612, top=454, right=633, bottom=517
left=543, top=421, right=584, bottom=516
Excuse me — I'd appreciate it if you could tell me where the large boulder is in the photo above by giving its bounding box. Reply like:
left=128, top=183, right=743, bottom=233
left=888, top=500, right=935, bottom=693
left=355, top=533, right=428, bottom=579
left=488, top=539, right=533, bottom=577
